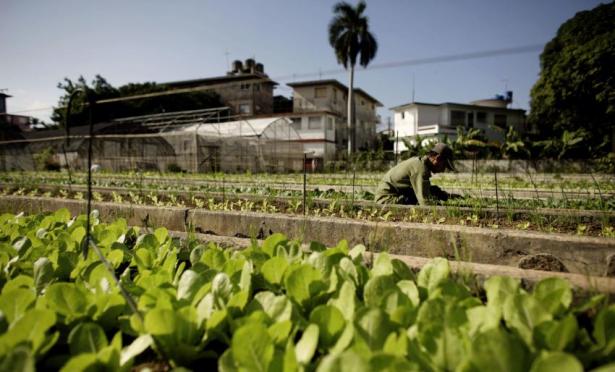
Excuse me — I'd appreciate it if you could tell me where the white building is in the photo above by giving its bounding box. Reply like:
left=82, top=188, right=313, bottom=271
left=390, top=97, right=526, bottom=153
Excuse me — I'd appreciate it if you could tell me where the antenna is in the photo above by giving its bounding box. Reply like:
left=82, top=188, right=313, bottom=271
left=501, top=78, right=509, bottom=92
left=412, top=73, right=415, bottom=102
left=224, top=50, right=230, bottom=71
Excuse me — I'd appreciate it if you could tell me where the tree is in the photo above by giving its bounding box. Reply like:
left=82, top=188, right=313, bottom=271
left=328, top=1, right=378, bottom=156
left=51, top=75, right=223, bottom=126
left=501, top=126, right=530, bottom=159
left=529, top=2, right=615, bottom=157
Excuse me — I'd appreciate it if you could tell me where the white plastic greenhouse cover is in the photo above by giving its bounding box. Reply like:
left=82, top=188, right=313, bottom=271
left=179, top=117, right=301, bottom=140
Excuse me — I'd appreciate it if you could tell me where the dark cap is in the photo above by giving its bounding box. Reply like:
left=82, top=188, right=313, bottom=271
left=431, top=143, right=455, bottom=171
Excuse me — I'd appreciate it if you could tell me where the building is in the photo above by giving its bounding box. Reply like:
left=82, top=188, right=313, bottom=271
left=286, top=79, right=382, bottom=166
left=0, top=92, right=34, bottom=135
left=164, top=59, right=276, bottom=117
left=390, top=94, right=526, bottom=153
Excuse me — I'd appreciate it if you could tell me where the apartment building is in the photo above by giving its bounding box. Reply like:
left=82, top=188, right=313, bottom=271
left=164, top=59, right=276, bottom=117
left=286, top=80, right=382, bottom=165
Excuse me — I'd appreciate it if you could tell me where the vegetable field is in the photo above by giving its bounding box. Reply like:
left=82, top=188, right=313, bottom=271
left=1, top=210, right=614, bottom=371
left=1, top=171, right=614, bottom=236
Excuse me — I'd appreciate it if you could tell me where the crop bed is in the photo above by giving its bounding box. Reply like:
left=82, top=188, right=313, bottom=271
left=2, top=195, right=614, bottom=277
left=2, top=183, right=613, bottom=237
left=1, top=209, right=615, bottom=371
left=3, top=171, right=615, bottom=202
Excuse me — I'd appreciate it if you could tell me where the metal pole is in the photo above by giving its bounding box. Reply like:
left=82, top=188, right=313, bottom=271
left=63, top=90, right=85, bottom=191
left=85, top=91, right=95, bottom=259
left=494, top=166, right=499, bottom=217
left=395, top=131, right=399, bottom=164
left=352, top=163, right=356, bottom=206
left=303, top=153, right=307, bottom=216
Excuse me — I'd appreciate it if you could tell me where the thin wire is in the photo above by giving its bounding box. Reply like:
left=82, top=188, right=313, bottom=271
left=6, top=44, right=544, bottom=115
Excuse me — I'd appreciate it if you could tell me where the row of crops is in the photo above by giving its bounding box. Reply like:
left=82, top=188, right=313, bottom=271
left=1, top=209, right=614, bottom=370
left=2, top=184, right=614, bottom=237
left=3, top=171, right=615, bottom=194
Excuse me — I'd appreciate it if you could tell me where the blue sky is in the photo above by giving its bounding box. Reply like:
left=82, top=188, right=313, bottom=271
left=0, top=0, right=605, bottom=125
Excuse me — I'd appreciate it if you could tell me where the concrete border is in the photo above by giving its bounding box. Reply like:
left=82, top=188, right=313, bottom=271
left=1, top=195, right=614, bottom=276
left=167, top=230, right=615, bottom=295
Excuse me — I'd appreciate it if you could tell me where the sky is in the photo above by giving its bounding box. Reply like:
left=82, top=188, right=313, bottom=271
left=0, top=0, right=606, bottom=126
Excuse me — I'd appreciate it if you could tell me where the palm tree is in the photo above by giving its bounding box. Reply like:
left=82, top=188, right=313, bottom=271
left=328, top=1, right=378, bottom=156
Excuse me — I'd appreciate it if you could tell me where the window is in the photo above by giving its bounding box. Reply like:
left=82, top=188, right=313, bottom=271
left=467, top=112, right=474, bottom=128
left=315, top=87, right=327, bottom=98
left=308, top=116, right=322, bottom=129
left=254, top=84, right=260, bottom=92
left=361, top=100, right=365, bottom=106
left=333, top=90, right=337, bottom=103
left=477, top=112, right=487, bottom=123
left=240, top=83, right=251, bottom=91
left=401, top=111, right=405, bottom=119
left=239, top=104, right=251, bottom=114
left=494, top=114, right=507, bottom=127
left=451, top=110, right=465, bottom=127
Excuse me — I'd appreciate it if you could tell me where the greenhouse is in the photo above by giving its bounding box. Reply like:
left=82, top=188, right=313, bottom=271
left=0, top=113, right=305, bottom=173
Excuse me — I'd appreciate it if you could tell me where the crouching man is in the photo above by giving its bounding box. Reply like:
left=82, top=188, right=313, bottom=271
left=375, top=143, right=456, bottom=206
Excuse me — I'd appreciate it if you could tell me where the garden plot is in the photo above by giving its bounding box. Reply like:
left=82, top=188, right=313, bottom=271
left=1, top=195, right=614, bottom=276
left=3, top=171, right=614, bottom=207
left=0, top=209, right=614, bottom=370
left=1, top=183, right=613, bottom=237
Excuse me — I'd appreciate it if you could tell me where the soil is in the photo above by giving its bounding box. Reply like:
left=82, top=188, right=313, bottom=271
left=518, top=253, right=569, bottom=272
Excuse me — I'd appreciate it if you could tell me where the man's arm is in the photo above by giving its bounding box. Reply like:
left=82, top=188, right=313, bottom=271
left=410, top=170, right=432, bottom=206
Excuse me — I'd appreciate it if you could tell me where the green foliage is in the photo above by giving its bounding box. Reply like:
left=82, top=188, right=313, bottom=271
left=32, top=147, right=59, bottom=172
left=0, top=210, right=614, bottom=370
left=529, top=2, right=615, bottom=157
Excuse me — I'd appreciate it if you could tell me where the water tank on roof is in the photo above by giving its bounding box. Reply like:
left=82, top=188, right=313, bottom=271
left=470, top=91, right=514, bottom=108
left=505, top=91, right=513, bottom=103
left=245, top=58, right=255, bottom=73
left=232, top=60, right=243, bottom=74
left=255, top=63, right=264, bottom=74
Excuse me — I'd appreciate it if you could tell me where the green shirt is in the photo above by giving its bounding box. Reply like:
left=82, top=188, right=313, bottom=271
left=375, top=156, right=433, bottom=205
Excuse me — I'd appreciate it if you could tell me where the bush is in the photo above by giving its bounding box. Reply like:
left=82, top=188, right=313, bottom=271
left=166, top=163, right=185, bottom=173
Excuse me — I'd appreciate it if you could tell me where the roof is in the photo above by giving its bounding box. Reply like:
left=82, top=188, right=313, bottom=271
left=287, top=79, right=382, bottom=106
left=179, top=117, right=301, bottom=140
left=164, top=73, right=277, bottom=89
left=390, top=101, right=525, bottom=113
left=389, top=102, right=440, bottom=111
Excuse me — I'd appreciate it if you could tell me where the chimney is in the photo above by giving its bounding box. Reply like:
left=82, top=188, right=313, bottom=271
left=0, top=92, right=10, bottom=114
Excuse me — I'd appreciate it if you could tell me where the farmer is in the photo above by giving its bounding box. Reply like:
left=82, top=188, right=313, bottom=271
left=375, top=142, right=456, bottom=205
